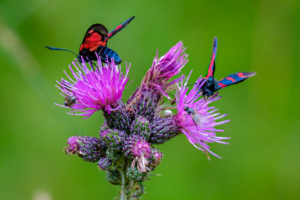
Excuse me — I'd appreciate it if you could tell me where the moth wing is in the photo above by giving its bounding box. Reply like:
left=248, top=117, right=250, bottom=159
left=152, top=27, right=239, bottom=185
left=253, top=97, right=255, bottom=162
left=218, top=72, right=256, bottom=89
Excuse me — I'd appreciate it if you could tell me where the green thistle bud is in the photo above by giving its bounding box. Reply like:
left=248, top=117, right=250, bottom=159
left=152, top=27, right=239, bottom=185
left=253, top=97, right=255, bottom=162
left=130, top=116, right=150, bottom=140
left=106, top=170, right=121, bottom=185
left=126, top=167, right=147, bottom=181
left=106, top=149, right=121, bottom=162
left=149, top=116, right=180, bottom=144
left=103, top=103, right=131, bottom=130
left=100, top=127, right=127, bottom=150
left=136, top=87, right=160, bottom=121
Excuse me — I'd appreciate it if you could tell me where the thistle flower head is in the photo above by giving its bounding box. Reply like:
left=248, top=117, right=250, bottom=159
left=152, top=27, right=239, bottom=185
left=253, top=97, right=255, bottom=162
left=174, top=73, right=230, bottom=158
left=132, top=139, right=151, bottom=158
left=148, top=148, right=163, bottom=171
left=128, top=42, right=187, bottom=106
left=100, top=126, right=127, bottom=150
left=57, top=55, right=130, bottom=118
left=65, top=136, right=104, bottom=162
left=65, top=136, right=80, bottom=154
left=122, top=135, right=151, bottom=172
left=131, top=139, right=151, bottom=172
left=144, top=41, right=187, bottom=85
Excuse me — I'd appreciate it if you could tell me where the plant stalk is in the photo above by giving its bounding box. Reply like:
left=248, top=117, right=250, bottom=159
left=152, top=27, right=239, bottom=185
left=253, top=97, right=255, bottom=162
left=119, top=156, right=127, bottom=200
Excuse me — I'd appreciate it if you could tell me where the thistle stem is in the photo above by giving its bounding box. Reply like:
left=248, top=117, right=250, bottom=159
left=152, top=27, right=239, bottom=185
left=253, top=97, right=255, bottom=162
left=120, top=156, right=127, bottom=200
left=129, top=181, right=137, bottom=200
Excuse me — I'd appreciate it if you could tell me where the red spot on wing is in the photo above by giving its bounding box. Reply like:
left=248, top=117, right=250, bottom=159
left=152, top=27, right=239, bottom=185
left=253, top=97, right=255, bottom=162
left=207, top=53, right=215, bottom=78
left=218, top=82, right=226, bottom=88
left=89, top=30, right=94, bottom=34
left=80, top=32, right=106, bottom=51
left=237, top=73, right=246, bottom=78
left=226, top=77, right=236, bottom=82
left=107, top=33, right=112, bottom=37
left=116, top=25, right=123, bottom=30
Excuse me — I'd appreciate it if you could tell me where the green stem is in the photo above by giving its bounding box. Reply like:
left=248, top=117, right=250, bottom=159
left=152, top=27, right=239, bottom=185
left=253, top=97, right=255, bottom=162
left=129, top=181, right=137, bottom=200
left=119, top=156, right=127, bottom=200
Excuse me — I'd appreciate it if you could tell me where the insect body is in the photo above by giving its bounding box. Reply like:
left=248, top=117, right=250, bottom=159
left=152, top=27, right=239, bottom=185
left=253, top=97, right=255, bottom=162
left=64, top=95, right=76, bottom=107
left=81, top=45, right=122, bottom=64
left=184, top=106, right=211, bottom=160
left=45, top=16, right=135, bottom=64
left=198, top=37, right=256, bottom=99
left=184, top=106, right=206, bottom=127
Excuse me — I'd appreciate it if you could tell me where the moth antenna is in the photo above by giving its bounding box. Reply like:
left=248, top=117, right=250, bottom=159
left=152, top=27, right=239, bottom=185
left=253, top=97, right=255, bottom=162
left=45, top=46, right=77, bottom=57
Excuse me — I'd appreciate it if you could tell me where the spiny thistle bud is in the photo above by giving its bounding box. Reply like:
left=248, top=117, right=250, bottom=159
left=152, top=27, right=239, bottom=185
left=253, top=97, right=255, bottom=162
left=65, top=136, right=103, bottom=162
left=130, top=116, right=150, bottom=140
left=106, top=148, right=122, bottom=162
left=149, top=116, right=180, bottom=144
left=148, top=148, right=163, bottom=171
left=106, top=170, right=121, bottom=185
left=126, top=166, right=147, bottom=181
left=103, top=103, right=131, bottom=130
left=100, top=126, right=127, bottom=151
left=98, top=157, right=113, bottom=171
left=135, top=87, right=161, bottom=121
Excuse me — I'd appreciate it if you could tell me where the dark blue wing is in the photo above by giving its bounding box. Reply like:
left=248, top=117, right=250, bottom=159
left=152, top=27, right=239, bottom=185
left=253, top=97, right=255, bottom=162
left=218, top=72, right=256, bottom=89
left=206, top=37, right=218, bottom=81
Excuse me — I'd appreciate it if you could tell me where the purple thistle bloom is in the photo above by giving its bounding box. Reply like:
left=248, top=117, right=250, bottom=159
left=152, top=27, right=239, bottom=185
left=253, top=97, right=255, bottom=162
left=173, top=73, right=230, bottom=158
left=132, top=139, right=151, bottom=158
left=143, top=41, right=187, bottom=86
left=66, top=136, right=80, bottom=154
left=128, top=42, right=187, bottom=105
left=131, top=139, right=151, bottom=172
left=57, top=55, right=130, bottom=118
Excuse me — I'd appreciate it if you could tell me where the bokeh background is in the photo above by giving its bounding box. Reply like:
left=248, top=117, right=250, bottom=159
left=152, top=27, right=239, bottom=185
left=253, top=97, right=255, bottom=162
left=0, top=0, right=299, bottom=199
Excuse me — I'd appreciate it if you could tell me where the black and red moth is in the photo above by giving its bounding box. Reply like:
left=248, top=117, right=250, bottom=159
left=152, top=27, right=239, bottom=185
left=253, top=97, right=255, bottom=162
left=45, top=16, right=135, bottom=64
left=199, top=37, right=256, bottom=99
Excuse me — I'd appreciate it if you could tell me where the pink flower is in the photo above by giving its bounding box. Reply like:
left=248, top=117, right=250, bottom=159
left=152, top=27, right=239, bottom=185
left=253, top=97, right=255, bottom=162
left=56, top=55, right=130, bottom=118
left=174, top=72, right=230, bottom=158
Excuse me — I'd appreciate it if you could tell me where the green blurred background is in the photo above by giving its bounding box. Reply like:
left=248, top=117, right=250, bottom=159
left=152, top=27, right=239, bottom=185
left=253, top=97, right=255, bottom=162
left=0, top=0, right=299, bottom=199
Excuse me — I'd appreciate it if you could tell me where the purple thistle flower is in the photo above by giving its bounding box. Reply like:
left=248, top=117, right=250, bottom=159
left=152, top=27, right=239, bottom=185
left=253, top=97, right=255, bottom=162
left=128, top=42, right=187, bottom=105
left=65, top=136, right=80, bottom=154
left=57, top=55, right=130, bottom=118
left=131, top=139, right=151, bottom=172
left=132, top=139, right=151, bottom=158
left=123, top=135, right=151, bottom=172
left=173, top=73, right=230, bottom=158
left=142, top=41, right=187, bottom=86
